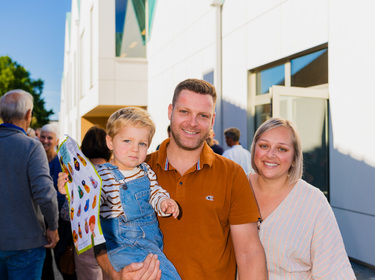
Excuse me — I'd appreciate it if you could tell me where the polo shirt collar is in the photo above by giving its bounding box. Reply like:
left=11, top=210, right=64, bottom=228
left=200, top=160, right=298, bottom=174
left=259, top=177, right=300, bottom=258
left=156, top=138, right=215, bottom=171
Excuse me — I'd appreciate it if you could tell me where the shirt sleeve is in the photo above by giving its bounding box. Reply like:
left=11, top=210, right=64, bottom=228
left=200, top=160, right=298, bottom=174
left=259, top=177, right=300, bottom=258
left=310, top=192, right=355, bottom=279
left=144, top=163, right=171, bottom=217
left=28, top=142, right=59, bottom=231
left=229, top=164, right=260, bottom=225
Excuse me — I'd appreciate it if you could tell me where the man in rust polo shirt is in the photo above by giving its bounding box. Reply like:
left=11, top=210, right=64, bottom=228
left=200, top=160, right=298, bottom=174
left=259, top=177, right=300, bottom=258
left=96, top=79, right=267, bottom=280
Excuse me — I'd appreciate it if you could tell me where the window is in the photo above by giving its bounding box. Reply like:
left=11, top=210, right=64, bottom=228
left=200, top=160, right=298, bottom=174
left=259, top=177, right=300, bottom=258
left=256, top=64, right=285, bottom=95
left=249, top=45, right=329, bottom=197
left=115, top=0, right=157, bottom=58
left=291, top=49, right=328, bottom=87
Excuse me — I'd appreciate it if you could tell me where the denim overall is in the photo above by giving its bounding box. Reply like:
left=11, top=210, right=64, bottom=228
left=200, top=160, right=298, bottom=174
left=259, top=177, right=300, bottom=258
left=100, top=163, right=181, bottom=279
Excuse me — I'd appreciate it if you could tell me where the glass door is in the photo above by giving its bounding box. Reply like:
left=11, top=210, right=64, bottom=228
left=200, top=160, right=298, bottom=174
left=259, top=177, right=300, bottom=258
left=270, top=85, right=329, bottom=197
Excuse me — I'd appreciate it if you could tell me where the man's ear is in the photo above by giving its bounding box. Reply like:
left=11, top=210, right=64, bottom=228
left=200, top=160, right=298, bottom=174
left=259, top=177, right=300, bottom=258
left=211, top=112, right=216, bottom=129
left=25, top=109, right=32, bottom=120
left=106, top=135, right=113, bottom=150
left=168, top=104, right=173, bottom=120
left=25, top=109, right=32, bottom=128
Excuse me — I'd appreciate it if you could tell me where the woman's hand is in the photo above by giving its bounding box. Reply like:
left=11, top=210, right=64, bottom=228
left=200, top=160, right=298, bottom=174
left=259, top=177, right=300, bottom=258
left=57, top=172, right=68, bottom=195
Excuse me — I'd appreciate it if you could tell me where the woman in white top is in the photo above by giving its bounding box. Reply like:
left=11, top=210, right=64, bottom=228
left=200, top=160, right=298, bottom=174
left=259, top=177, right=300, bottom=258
left=249, top=118, right=355, bottom=280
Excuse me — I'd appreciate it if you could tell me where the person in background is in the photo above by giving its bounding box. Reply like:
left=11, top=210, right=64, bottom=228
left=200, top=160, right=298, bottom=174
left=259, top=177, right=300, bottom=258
left=26, top=127, right=36, bottom=138
left=249, top=117, right=355, bottom=279
left=40, top=124, right=77, bottom=280
left=35, top=127, right=41, bottom=139
left=206, top=128, right=223, bottom=155
left=223, top=127, right=253, bottom=174
left=156, top=125, right=171, bottom=151
left=95, top=79, right=267, bottom=279
left=0, top=89, right=59, bottom=280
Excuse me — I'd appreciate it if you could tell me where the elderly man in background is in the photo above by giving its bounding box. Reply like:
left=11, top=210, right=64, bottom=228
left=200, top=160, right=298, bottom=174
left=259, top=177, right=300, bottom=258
left=0, top=89, right=59, bottom=280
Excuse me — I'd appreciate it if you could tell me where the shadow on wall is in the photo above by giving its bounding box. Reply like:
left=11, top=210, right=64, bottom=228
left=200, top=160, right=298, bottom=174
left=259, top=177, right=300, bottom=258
left=217, top=100, right=248, bottom=150
left=330, top=148, right=375, bottom=215
left=330, top=148, right=375, bottom=267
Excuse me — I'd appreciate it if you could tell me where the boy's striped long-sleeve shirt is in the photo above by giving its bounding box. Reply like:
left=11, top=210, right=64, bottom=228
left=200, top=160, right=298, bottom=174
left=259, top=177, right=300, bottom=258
left=97, top=162, right=170, bottom=219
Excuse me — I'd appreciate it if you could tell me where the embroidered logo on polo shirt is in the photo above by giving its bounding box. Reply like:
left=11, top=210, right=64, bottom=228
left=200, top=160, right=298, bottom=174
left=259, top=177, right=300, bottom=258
left=205, top=195, right=214, bottom=201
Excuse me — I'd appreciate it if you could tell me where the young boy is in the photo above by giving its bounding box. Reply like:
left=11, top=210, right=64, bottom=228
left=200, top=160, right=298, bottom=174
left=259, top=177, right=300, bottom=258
left=60, top=107, right=181, bottom=279
left=98, top=107, right=180, bottom=279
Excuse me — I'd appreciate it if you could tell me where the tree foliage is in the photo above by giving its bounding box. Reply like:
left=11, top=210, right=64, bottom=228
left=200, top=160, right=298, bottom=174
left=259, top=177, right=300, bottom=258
left=0, top=56, right=53, bottom=127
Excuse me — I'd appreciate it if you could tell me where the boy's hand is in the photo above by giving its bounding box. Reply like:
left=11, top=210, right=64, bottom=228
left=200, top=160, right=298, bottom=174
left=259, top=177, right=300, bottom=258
left=57, top=172, right=68, bottom=195
left=160, top=199, right=179, bottom=218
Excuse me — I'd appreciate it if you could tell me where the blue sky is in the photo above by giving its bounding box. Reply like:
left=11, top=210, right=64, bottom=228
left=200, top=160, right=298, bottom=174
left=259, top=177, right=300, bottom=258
left=0, top=0, right=72, bottom=120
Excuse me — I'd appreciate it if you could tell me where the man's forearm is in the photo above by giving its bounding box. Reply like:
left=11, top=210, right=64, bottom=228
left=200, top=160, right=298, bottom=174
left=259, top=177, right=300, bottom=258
left=230, top=223, right=268, bottom=279
left=236, top=250, right=268, bottom=279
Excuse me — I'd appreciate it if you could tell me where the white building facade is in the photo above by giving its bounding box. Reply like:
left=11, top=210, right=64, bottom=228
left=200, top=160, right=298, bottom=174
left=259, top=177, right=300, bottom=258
left=61, top=0, right=375, bottom=267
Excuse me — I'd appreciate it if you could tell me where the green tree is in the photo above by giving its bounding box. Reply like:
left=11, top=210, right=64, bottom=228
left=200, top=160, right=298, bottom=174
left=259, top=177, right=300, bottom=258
left=0, top=56, right=53, bottom=127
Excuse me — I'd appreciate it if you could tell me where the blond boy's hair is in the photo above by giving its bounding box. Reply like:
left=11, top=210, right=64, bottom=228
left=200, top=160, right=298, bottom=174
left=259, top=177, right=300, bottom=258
left=106, top=107, right=155, bottom=145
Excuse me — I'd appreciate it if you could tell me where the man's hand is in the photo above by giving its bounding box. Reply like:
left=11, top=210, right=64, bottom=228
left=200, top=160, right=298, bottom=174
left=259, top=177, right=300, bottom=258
left=119, top=254, right=162, bottom=280
left=96, top=249, right=162, bottom=280
left=44, top=228, right=59, bottom=249
left=160, top=199, right=180, bottom=218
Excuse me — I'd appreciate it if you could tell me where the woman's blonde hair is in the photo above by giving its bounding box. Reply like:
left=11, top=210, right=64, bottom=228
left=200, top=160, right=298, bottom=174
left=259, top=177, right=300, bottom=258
left=106, top=107, right=155, bottom=145
left=250, top=117, right=303, bottom=184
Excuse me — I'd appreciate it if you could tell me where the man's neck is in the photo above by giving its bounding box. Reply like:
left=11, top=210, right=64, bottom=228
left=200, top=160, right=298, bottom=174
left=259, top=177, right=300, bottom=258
left=9, top=120, right=28, bottom=131
left=166, top=140, right=203, bottom=175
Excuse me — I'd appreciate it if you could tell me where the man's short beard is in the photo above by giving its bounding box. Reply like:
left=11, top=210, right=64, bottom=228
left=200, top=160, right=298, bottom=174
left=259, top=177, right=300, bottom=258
left=170, top=121, right=209, bottom=151
left=170, top=130, right=206, bottom=151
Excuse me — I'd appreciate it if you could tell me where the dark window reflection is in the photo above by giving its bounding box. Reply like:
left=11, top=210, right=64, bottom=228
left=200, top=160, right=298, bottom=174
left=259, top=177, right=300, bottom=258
left=254, top=104, right=271, bottom=131
left=115, top=0, right=157, bottom=58
left=291, top=49, right=328, bottom=87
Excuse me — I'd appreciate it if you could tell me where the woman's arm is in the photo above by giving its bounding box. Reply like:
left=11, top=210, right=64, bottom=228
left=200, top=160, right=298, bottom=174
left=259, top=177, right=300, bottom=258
left=310, top=191, right=355, bottom=279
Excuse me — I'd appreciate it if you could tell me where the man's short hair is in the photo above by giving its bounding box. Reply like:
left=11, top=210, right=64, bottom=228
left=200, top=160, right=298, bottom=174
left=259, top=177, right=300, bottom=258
left=0, top=89, right=33, bottom=123
left=172, top=79, right=217, bottom=107
left=106, top=107, right=156, bottom=145
left=224, top=127, right=240, bottom=142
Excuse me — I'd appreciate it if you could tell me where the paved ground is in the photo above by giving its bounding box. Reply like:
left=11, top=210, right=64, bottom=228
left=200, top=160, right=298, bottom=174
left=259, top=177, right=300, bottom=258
left=352, top=261, right=375, bottom=280
left=53, top=255, right=375, bottom=279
